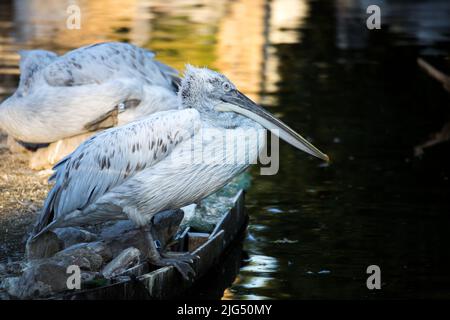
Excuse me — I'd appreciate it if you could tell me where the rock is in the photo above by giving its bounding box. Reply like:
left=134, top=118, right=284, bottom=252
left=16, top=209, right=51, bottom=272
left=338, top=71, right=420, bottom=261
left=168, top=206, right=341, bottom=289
left=26, top=231, right=64, bottom=260
left=4, top=261, right=27, bottom=276
left=4, top=263, right=105, bottom=299
left=102, top=228, right=148, bottom=258
left=0, top=263, right=5, bottom=275
left=7, top=241, right=111, bottom=298
left=7, top=262, right=68, bottom=299
left=102, top=247, right=141, bottom=279
left=54, top=227, right=98, bottom=248
left=2, top=277, right=20, bottom=298
left=10, top=209, right=188, bottom=298
left=54, top=242, right=108, bottom=271
left=100, top=210, right=183, bottom=257
left=81, top=271, right=99, bottom=281
left=61, top=241, right=113, bottom=263
left=111, top=275, right=131, bottom=284
left=100, top=220, right=136, bottom=239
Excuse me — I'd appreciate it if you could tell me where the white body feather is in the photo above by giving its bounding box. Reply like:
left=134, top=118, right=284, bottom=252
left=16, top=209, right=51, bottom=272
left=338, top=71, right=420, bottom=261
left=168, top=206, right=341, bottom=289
left=35, top=108, right=264, bottom=233
left=0, top=42, right=179, bottom=143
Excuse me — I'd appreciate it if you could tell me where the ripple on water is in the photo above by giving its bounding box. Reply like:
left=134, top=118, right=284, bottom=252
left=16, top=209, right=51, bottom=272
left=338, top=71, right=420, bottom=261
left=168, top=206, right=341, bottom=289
left=240, top=255, right=278, bottom=273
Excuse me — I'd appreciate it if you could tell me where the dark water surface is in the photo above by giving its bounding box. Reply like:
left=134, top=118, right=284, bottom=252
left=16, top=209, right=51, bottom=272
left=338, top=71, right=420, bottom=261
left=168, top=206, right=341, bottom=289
left=1, top=0, right=450, bottom=299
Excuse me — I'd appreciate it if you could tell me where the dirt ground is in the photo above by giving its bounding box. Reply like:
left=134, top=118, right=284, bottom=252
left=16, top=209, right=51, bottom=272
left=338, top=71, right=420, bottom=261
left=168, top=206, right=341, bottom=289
left=0, top=132, right=51, bottom=263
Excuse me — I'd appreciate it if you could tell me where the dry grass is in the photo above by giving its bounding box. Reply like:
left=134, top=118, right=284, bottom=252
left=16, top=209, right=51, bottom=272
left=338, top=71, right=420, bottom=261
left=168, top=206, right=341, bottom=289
left=0, top=132, right=51, bottom=262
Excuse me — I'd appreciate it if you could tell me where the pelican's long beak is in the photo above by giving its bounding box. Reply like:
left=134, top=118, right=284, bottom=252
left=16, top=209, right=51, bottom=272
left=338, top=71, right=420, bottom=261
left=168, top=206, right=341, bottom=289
left=216, top=90, right=329, bottom=162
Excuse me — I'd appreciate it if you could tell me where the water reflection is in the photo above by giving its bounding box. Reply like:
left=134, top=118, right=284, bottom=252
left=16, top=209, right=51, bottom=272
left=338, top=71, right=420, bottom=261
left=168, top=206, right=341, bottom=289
left=12, top=0, right=152, bottom=47
left=0, top=0, right=305, bottom=299
left=336, top=0, right=450, bottom=50
left=1, top=0, right=450, bottom=299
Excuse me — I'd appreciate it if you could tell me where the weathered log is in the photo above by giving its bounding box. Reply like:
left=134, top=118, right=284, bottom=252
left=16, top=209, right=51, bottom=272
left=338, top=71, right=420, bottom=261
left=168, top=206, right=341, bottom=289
left=26, top=231, right=63, bottom=260
left=101, top=247, right=141, bottom=279
left=415, top=122, right=450, bottom=156
left=417, top=58, right=450, bottom=92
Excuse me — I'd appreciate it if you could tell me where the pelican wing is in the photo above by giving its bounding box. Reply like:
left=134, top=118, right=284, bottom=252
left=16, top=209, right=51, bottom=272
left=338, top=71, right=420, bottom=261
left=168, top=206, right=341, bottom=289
left=42, top=42, right=179, bottom=90
left=34, top=109, right=201, bottom=234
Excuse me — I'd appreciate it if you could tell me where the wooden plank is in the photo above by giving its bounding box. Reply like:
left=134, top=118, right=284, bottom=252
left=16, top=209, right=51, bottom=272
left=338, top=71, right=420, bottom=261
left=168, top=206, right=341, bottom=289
left=187, top=232, right=210, bottom=252
left=59, top=278, right=151, bottom=300
left=137, top=231, right=225, bottom=299
left=192, top=230, right=225, bottom=277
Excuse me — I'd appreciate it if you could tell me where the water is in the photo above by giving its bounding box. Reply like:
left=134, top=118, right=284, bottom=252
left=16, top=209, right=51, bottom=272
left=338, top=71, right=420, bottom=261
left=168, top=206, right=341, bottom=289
left=1, top=0, right=450, bottom=299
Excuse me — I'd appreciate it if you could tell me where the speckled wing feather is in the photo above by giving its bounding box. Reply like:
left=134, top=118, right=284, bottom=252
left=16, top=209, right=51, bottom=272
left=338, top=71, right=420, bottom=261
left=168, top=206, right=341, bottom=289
left=34, top=109, right=201, bottom=234
left=42, top=42, right=179, bottom=90
left=16, top=50, right=57, bottom=96
left=4, top=43, right=180, bottom=144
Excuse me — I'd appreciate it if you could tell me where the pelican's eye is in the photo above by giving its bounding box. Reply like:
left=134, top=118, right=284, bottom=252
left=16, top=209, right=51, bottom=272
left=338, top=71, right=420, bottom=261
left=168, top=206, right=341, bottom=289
left=222, top=82, right=232, bottom=92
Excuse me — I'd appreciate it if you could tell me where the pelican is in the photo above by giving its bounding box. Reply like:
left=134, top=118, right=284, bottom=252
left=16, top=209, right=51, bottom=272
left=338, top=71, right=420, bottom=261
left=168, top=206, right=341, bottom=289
left=29, top=65, right=329, bottom=279
left=0, top=42, right=179, bottom=145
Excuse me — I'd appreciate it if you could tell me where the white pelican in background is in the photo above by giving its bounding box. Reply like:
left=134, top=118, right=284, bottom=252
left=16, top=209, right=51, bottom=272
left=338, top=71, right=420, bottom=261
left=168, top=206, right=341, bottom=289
left=0, top=42, right=179, bottom=145
left=30, top=66, right=329, bottom=279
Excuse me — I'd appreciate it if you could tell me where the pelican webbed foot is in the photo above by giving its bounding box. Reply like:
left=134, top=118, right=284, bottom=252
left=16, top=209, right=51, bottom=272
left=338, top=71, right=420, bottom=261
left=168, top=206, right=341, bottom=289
left=142, top=225, right=197, bottom=281
left=152, top=253, right=197, bottom=281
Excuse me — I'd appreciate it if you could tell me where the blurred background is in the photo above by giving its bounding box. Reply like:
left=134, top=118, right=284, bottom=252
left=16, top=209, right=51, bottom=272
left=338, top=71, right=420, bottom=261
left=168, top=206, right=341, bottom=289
left=1, top=0, right=450, bottom=299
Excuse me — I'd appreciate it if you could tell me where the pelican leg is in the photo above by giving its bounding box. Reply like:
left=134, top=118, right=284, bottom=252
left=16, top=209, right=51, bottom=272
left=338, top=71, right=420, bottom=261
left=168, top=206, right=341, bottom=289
left=142, top=225, right=196, bottom=280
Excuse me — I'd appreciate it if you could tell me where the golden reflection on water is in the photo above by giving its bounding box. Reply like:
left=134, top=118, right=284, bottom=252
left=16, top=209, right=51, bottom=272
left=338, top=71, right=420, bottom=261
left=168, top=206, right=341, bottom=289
left=215, top=0, right=265, bottom=101
left=0, top=0, right=309, bottom=299
left=1, top=0, right=307, bottom=100
left=222, top=255, right=278, bottom=300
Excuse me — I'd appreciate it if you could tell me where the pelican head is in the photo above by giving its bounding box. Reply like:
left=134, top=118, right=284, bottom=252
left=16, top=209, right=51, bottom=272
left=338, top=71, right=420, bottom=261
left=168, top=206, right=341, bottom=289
left=179, top=65, right=329, bottom=161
